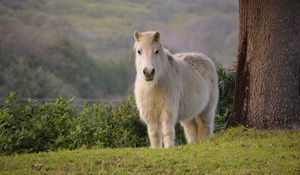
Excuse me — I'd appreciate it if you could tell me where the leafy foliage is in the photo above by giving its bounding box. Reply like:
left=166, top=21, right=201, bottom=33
left=0, top=68, right=235, bottom=154
left=215, top=66, right=235, bottom=132
left=70, top=96, right=148, bottom=148
left=0, top=93, right=190, bottom=154
left=0, top=92, right=77, bottom=154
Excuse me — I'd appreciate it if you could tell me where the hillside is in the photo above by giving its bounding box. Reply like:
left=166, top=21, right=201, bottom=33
left=0, top=128, right=299, bottom=174
left=0, top=0, right=238, bottom=98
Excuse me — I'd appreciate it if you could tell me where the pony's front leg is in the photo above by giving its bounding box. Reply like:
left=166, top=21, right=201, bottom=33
left=161, top=110, right=176, bottom=148
left=147, top=122, right=162, bottom=148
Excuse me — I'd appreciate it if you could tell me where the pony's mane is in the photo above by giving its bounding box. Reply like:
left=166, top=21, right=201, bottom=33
left=163, top=48, right=174, bottom=62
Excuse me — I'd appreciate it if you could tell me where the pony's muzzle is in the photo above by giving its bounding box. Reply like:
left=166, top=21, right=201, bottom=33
left=143, top=68, right=155, bottom=81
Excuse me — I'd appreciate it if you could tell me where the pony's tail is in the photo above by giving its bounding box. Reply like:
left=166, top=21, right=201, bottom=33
left=194, top=115, right=208, bottom=141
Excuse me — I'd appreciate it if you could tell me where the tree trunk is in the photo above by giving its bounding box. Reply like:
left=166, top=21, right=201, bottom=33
left=227, top=0, right=300, bottom=129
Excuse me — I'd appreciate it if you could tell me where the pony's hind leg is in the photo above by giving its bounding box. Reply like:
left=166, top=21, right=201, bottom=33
left=201, top=81, right=218, bottom=136
left=195, top=114, right=209, bottom=140
left=180, top=118, right=198, bottom=144
left=200, top=107, right=215, bottom=136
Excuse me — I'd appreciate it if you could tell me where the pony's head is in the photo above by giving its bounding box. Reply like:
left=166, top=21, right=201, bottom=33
left=133, top=30, right=167, bottom=83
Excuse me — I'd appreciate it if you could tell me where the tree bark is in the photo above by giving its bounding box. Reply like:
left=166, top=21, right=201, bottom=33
left=227, top=0, right=300, bottom=129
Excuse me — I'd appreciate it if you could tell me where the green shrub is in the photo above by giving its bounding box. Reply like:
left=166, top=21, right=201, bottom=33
left=215, top=66, right=235, bottom=132
left=0, top=92, right=77, bottom=154
left=0, top=67, right=235, bottom=154
left=0, top=94, right=193, bottom=154
left=69, top=96, right=148, bottom=148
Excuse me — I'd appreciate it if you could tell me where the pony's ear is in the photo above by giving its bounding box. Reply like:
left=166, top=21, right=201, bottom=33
left=134, top=31, right=141, bottom=41
left=153, top=30, right=160, bottom=42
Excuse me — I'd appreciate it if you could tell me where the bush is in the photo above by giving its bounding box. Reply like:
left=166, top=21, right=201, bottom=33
left=69, top=96, right=148, bottom=148
left=0, top=92, right=77, bottom=154
left=0, top=67, right=235, bottom=154
left=215, top=66, right=235, bottom=132
left=0, top=93, right=189, bottom=154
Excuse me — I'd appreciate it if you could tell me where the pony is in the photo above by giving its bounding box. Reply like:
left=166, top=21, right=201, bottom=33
left=133, top=30, right=218, bottom=148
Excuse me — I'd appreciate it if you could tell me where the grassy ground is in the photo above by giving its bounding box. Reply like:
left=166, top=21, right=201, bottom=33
left=0, top=127, right=299, bottom=175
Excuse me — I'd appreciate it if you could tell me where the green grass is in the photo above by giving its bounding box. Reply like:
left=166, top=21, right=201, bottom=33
left=0, top=127, right=299, bottom=175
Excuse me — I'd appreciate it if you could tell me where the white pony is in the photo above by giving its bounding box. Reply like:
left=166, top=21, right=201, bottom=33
left=133, top=30, right=218, bottom=148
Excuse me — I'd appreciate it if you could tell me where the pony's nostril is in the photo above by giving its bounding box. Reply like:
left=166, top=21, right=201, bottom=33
left=143, top=69, right=147, bottom=75
left=150, top=69, right=155, bottom=75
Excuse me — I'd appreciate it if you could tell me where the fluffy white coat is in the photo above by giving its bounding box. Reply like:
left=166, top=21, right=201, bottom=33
left=133, top=31, right=218, bottom=148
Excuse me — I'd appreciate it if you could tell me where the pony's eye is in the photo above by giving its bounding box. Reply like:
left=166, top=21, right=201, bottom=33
left=155, top=50, right=159, bottom=54
left=137, top=50, right=142, bottom=55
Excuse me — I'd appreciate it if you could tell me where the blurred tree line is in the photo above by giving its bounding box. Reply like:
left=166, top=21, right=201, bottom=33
left=0, top=23, right=134, bottom=98
left=0, top=0, right=237, bottom=98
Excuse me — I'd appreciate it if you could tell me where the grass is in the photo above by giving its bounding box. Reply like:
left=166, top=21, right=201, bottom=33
left=0, top=127, right=299, bottom=175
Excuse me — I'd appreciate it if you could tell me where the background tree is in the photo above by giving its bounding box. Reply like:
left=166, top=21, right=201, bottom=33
left=227, top=0, right=300, bottom=129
